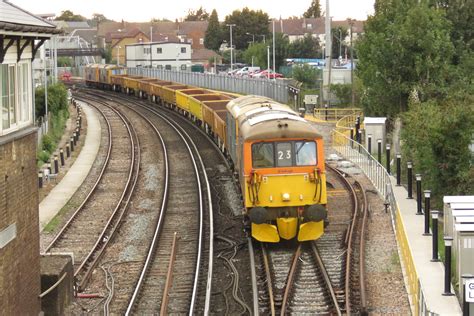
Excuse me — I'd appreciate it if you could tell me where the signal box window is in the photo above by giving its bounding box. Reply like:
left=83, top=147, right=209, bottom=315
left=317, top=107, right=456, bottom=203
left=295, top=141, right=317, bottom=166
left=252, top=143, right=274, bottom=168
left=181, top=47, right=186, bottom=53
left=157, top=48, right=162, bottom=54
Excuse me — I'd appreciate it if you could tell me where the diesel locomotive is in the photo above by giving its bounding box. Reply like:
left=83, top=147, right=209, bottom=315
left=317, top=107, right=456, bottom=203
left=84, top=65, right=328, bottom=242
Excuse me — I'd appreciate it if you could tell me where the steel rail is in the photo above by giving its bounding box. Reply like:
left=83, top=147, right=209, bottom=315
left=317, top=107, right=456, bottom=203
left=326, top=164, right=358, bottom=315
left=354, top=181, right=368, bottom=314
left=43, top=100, right=113, bottom=253
left=247, top=238, right=259, bottom=316
left=311, top=242, right=343, bottom=316
left=72, top=96, right=139, bottom=290
left=131, top=102, right=211, bottom=315
left=261, top=243, right=276, bottom=316
left=280, top=244, right=302, bottom=316
left=110, top=97, right=208, bottom=315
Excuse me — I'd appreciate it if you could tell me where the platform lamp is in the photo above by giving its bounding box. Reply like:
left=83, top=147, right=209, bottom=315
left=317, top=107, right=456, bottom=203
left=443, top=236, right=455, bottom=296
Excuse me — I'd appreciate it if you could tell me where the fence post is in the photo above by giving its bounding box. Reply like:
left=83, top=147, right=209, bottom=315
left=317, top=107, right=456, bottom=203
left=431, top=210, right=440, bottom=262
left=386, top=144, right=391, bottom=174
left=396, top=153, right=401, bottom=186
left=407, top=161, right=413, bottom=199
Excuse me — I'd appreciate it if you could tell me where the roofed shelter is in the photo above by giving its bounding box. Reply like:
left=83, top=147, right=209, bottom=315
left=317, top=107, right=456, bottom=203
left=0, top=1, right=60, bottom=314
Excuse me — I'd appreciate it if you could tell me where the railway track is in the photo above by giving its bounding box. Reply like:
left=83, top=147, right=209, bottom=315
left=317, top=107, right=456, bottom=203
left=43, top=98, right=140, bottom=292
left=250, top=165, right=368, bottom=315
left=79, top=91, right=214, bottom=314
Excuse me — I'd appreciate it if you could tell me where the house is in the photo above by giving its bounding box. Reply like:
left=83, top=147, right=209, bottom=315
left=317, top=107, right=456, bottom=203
left=126, top=41, right=192, bottom=70
left=107, top=27, right=149, bottom=65
left=99, top=20, right=207, bottom=52
left=272, top=17, right=364, bottom=46
left=0, top=1, right=60, bottom=314
left=191, top=48, right=222, bottom=69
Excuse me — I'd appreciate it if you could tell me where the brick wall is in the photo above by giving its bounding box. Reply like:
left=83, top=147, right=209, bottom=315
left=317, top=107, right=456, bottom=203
left=0, top=130, right=40, bottom=315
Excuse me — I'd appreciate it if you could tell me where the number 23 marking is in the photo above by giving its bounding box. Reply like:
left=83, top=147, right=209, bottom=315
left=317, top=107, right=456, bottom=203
left=278, top=150, right=291, bottom=160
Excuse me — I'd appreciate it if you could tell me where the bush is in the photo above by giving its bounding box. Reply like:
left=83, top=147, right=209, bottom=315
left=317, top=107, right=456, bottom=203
left=292, top=64, right=320, bottom=89
left=401, top=96, right=474, bottom=206
left=42, top=134, right=54, bottom=153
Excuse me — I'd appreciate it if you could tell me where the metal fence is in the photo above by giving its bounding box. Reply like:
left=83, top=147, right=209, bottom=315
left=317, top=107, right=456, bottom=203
left=127, top=67, right=290, bottom=104
left=331, top=128, right=431, bottom=315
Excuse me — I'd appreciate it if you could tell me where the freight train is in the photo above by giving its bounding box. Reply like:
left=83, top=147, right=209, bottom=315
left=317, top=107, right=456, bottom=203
left=84, top=64, right=328, bottom=243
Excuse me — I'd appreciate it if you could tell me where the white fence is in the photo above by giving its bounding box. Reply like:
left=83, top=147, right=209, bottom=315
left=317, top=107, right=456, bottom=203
left=127, top=67, right=290, bottom=104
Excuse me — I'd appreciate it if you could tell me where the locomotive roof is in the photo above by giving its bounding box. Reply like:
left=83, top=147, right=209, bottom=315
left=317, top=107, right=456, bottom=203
left=228, top=96, right=322, bottom=141
left=226, top=95, right=275, bottom=118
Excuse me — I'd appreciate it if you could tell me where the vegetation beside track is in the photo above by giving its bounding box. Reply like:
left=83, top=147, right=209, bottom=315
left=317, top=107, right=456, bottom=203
left=35, top=83, right=70, bottom=166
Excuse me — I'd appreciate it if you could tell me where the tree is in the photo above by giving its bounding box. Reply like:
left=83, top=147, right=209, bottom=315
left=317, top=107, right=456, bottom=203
left=292, top=64, right=320, bottom=88
left=204, top=9, right=223, bottom=51
left=185, top=6, right=210, bottom=21
left=223, top=8, right=270, bottom=50
left=331, top=26, right=348, bottom=58
left=401, top=96, right=474, bottom=202
left=288, top=34, right=321, bottom=58
left=356, top=1, right=454, bottom=116
left=303, top=0, right=322, bottom=18
left=89, top=13, right=111, bottom=27
left=55, top=10, right=86, bottom=21
left=243, top=43, right=267, bottom=68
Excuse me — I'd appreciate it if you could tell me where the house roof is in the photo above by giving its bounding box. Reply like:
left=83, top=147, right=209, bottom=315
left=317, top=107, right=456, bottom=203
left=272, top=18, right=364, bottom=36
left=0, top=0, right=61, bottom=34
left=192, top=48, right=220, bottom=61
left=177, top=21, right=208, bottom=35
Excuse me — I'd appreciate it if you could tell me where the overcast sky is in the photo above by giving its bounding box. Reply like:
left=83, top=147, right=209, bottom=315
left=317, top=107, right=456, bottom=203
left=14, top=0, right=375, bottom=22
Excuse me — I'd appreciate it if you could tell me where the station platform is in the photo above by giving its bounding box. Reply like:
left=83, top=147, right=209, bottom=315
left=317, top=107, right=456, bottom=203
left=390, top=175, right=462, bottom=315
left=39, top=103, right=101, bottom=231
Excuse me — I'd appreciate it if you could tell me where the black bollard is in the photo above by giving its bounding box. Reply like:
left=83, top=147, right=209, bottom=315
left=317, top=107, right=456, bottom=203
left=73, top=133, right=77, bottom=146
left=66, top=144, right=71, bottom=158
left=47, top=161, right=51, bottom=175
left=462, top=274, right=473, bottom=315
left=54, top=155, right=59, bottom=174
left=416, top=174, right=423, bottom=215
left=443, top=236, right=454, bottom=296
left=70, top=137, right=75, bottom=152
left=423, top=190, right=431, bottom=235
left=76, top=127, right=80, bottom=139
left=407, top=162, right=413, bottom=199
left=368, top=134, right=372, bottom=155
left=350, top=129, right=354, bottom=149
left=60, top=148, right=65, bottom=166
left=38, top=171, right=43, bottom=188
left=396, top=154, right=401, bottom=186
left=377, top=139, right=382, bottom=164
left=386, top=144, right=391, bottom=174
left=358, top=129, right=362, bottom=144
left=431, top=210, right=440, bottom=261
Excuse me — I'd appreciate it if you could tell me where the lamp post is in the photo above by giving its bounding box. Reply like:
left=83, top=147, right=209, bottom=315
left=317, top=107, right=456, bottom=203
left=259, top=34, right=266, bottom=43
left=245, top=32, right=255, bottom=44
left=272, top=19, right=276, bottom=79
left=267, top=45, right=270, bottom=80
left=347, top=18, right=355, bottom=107
left=338, top=29, right=342, bottom=58
left=226, top=24, right=236, bottom=71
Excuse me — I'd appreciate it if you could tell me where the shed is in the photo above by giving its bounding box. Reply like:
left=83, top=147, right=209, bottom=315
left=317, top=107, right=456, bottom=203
left=363, top=117, right=387, bottom=154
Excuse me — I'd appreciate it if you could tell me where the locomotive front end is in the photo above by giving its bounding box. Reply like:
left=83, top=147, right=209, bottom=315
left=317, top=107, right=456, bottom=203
left=244, top=137, right=327, bottom=242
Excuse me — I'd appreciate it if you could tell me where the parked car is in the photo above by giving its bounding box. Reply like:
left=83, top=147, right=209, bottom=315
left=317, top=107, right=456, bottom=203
left=227, top=68, right=241, bottom=76
left=235, top=66, right=261, bottom=77
left=252, top=69, right=284, bottom=79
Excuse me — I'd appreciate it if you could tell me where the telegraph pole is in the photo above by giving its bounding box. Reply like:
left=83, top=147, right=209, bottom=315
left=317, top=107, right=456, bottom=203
left=325, top=0, right=332, bottom=106
left=348, top=18, right=355, bottom=107
left=226, top=24, right=236, bottom=71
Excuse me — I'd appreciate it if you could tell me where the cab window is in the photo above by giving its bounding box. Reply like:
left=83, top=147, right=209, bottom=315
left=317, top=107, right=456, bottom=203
left=295, top=141, right=317, bottom=166
left=276, top=142, right=292, bottom=167
left=252, top=143, right=274, bottom=168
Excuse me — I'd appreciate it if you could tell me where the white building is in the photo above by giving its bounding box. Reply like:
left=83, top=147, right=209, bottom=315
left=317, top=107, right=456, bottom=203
left=126, top=42, right=192, bottom=71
